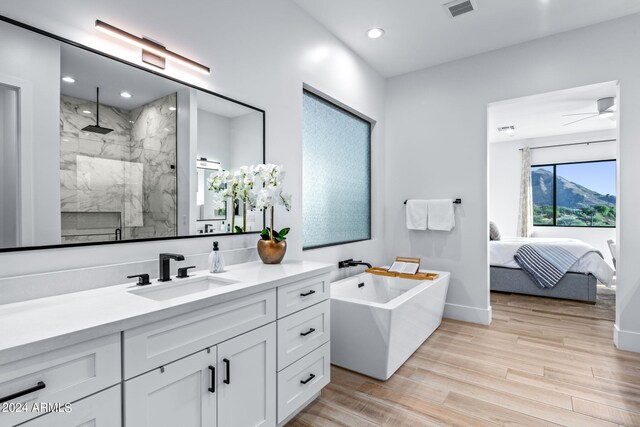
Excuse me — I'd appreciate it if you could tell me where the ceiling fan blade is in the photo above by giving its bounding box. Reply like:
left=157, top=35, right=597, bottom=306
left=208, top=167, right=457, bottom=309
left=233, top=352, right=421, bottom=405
left=563, top=114, right=599, bottom=126
left=562, top=112, right=599, bottom=116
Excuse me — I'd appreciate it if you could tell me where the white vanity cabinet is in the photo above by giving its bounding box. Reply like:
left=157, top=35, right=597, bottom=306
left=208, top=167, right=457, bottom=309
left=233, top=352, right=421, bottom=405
left=1, top=264, right=332, bottom=427
left=275, top=276, right=331, bottom=425
left=0, top=334, right=121, bottom=426
left=125, top=347, right=218, bottom=427
left=19, top=385, right=121, bottom=427
left=217, top=323, right=276, bottom=427
left=124, top=322, right=276, bottom=427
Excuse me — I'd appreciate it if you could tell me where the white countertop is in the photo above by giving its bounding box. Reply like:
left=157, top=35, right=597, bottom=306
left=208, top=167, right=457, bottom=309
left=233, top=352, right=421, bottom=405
left=0, top=260, right=334, bottom=364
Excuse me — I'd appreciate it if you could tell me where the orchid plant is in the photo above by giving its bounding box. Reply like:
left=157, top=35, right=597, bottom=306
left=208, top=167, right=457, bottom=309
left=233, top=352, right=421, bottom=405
left=253, top=164, right=292, bottom=241
left=208, top=163, right=290, bottom=237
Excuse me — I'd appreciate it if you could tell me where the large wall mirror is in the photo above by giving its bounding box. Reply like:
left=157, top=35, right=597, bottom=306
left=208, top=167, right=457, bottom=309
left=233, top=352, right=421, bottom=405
left=0, top=17, right=264, bottom=251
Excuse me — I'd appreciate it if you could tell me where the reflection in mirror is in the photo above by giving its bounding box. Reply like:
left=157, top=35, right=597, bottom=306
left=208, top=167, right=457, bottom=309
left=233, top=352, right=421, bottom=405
left=0, top=19, right=264, bottom=250
left=197, top=159, right=226, bottom=223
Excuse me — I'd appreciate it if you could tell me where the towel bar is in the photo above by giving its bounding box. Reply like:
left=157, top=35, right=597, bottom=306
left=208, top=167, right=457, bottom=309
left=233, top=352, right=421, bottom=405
left=403, top=198, right=461, bottom=205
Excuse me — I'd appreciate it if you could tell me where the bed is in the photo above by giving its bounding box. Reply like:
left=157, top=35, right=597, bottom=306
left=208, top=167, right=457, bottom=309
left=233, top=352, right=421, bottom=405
left=490, top=237, right=614, bottom=303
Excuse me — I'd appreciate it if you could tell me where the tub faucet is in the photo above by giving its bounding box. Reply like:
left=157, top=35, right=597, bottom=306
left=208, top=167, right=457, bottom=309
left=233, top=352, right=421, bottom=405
left=159, top=253, right=185, bottom=282
left=338, top=259, right=372, bottom=269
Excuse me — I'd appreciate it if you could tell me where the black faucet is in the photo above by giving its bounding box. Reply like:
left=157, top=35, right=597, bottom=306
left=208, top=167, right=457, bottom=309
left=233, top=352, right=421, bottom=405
left=205, top=224, right=213, bottom=233
left=338, top=259, right=373, bottom=269
left=158, top=253, right=185, bottom=282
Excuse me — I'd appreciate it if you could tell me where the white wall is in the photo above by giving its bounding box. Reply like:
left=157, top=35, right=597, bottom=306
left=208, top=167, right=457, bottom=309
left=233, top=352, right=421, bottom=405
left=0, top=22, right=60, bottom=246
left=0, top=1, right=386, bottom=289
left=385, top=13, right=640, bottom=351
left=229, top=112, right=263, bottom=170
left=489, top=130, right=617, bottom=267
left=197, top=109, right=231, bottom=166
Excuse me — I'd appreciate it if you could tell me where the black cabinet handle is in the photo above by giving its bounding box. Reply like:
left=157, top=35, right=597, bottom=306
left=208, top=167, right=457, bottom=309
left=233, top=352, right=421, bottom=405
left=0, top=381, right=46, bottom=404
left=300, top=374, right=316, bottom=385
left=300, top=328, right=316, bottom=337
left=223, top=358, right=230, bottom=384
left=208, top=365, right=215, bottom=393
left=300, top=290, right=316, bottom=297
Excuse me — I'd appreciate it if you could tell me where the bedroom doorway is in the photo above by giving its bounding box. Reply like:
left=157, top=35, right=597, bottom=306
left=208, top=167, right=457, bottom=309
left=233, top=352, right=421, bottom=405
left=487, top=81, right=619, bottom=320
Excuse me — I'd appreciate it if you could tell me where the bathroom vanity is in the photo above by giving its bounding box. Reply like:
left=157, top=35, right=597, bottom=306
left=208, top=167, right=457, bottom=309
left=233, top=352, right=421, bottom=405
left=0, top=261, right=332, bottom=427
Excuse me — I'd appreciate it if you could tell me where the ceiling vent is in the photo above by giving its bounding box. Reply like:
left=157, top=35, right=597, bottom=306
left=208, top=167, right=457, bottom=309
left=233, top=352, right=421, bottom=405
left=443, top=0, right=477, bottom=18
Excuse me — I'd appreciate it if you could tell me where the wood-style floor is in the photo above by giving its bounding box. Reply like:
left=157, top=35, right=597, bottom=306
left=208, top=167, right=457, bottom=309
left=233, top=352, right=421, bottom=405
left=288, top=287, right=640, bottom=426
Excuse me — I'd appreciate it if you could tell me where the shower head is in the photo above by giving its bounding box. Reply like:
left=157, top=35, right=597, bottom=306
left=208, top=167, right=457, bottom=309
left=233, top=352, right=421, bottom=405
left=81, top=124, right=114, bottom=134
left=82, top=87, right=113, bottom=135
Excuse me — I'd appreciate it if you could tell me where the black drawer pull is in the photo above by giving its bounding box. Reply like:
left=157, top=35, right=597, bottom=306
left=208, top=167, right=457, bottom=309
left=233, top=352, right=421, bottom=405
left=223, top=358, right=231, bottom=384
left=0, top=381, right=46, bottom=404
left=300, top=290, right=316, bottom=297
left=300, top=374, right=316, bottom=385
left=208, top=365, right=215, bottom=393
left=300, top=328, right=316, bottom=337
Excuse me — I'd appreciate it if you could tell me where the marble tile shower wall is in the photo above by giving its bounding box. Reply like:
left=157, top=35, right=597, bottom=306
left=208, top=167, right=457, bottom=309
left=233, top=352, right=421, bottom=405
left=129, top=93, right=177, bottom=240
left=60, top=93, right=177, bottom=243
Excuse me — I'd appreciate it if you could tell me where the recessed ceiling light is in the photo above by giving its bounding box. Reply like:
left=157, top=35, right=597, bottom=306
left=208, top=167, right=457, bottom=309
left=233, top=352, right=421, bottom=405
left=82, top=110, right=92, bottom=114
left=366, top=28, right=385, bottom=39
left=169, top=106, right=176, bottom=111
left=120, top=91, right=132, bottom=98
left=62, top=76, right=76, bottom=83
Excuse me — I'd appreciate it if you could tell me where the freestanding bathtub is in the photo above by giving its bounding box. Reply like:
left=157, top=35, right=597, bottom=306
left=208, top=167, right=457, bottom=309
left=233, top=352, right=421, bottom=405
left=330, top=271, right=450, bottom=380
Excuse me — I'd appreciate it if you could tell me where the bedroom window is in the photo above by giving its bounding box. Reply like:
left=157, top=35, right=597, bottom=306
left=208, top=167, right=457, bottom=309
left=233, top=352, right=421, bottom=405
left=531, top=160, right=616, bottom=227
left=302, top=89, right=372, bottom=249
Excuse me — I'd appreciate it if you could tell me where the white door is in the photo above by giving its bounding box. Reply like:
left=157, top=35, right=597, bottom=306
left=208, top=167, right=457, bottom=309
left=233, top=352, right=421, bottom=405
left=217, top=323, right=276, bottom=427
left=125, top=347, right=217, bottom=427
left=20, top=385, right=121, bottom=426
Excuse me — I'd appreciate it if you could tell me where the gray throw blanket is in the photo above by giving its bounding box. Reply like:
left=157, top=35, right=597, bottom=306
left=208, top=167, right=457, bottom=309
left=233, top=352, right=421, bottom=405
left=513, top=244, right=582, bottom=288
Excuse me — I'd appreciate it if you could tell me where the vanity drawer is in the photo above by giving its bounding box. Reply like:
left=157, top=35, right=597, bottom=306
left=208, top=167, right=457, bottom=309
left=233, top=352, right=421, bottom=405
left=124, top=289, right=276, bottom=378
left=277, top=342, right=330, bottom=424
left=277, top=300, right=330, bottom=370
left=0, top=334, right=120, bottom=426
left=277, top=274, right=329, bottom=318
left=20, top=385, right=121, bottom=427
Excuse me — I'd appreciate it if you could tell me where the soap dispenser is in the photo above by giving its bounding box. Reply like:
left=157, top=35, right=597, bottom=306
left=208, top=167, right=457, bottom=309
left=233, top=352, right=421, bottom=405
left=208, top=241, right=225, bottom=273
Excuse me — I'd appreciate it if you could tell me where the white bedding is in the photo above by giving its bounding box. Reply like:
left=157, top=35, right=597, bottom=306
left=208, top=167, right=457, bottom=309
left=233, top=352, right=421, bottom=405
left=490, top=237, right=614, bottom=285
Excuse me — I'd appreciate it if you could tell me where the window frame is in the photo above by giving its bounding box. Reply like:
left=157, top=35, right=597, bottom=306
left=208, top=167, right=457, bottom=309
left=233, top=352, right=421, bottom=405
left=531, top=158, right=616, bottom=229
left=301, top=88, right=373, bottom=250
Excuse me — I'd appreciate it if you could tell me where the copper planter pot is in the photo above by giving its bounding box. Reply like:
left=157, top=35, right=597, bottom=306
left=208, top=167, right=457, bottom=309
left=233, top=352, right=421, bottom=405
left=257, top=239, right=287, bottom=264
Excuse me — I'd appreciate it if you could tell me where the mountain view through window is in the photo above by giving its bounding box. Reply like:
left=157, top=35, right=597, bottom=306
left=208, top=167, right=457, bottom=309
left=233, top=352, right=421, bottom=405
left=532, top=160, right=616, bottom=227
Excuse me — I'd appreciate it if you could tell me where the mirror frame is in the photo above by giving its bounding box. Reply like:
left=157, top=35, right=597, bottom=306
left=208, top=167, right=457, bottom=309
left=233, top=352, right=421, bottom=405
left=0, top=14, right=266, bottom=253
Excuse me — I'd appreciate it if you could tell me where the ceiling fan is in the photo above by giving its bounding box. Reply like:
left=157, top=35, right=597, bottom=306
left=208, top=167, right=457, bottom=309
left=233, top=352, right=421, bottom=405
left=562, top=97, right=616, bottom=126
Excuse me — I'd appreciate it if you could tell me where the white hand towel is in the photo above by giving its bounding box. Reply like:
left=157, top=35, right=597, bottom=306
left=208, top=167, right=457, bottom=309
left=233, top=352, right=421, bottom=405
left=406, top=199, right=428, bottom=230
left=428, top=199, right=455, bottom=231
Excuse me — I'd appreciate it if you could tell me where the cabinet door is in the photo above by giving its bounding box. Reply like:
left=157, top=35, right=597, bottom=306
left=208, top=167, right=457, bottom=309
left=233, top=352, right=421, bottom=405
left=125, top=347, right=217, bottom=427
left=217, top=323, right=275, bottom=427
left=20, top=385, right=120, bottom=427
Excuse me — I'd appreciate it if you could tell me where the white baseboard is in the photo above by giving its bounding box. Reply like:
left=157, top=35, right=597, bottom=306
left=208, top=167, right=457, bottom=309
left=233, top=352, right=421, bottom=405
left=444, top=302, right=492, bottom=325
left=614, top=324, right=640, bottom=353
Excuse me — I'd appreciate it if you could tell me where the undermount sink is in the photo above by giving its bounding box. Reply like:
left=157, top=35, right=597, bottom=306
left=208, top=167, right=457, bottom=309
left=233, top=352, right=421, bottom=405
left=128, top=276, right=240, bottom=301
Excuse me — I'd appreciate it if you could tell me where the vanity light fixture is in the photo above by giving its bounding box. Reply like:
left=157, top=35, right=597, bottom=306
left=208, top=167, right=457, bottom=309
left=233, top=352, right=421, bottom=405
left=366, top=28, right=385, bottom=39
left=120, top=91, right=132, bottom=98
left=169, top=106, right=176, bottom=111
left=82, top=110, right=92, bottom=114
left=95, top=20, right=211, bottom=75
left=62, top=76, right=76, bottom=83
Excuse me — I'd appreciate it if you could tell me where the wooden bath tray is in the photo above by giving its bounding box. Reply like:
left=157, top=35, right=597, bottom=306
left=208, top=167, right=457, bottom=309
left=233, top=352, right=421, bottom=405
left=365, top=256, right=439, bottom=280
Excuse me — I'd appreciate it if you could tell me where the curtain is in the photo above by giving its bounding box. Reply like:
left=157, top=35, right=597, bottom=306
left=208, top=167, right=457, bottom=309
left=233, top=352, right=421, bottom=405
left=517, top=147, right=533, bottom=237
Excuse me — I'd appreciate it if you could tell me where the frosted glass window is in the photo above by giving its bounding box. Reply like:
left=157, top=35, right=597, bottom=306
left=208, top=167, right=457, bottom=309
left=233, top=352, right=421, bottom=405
left=303, top=90, right=371, bottom=249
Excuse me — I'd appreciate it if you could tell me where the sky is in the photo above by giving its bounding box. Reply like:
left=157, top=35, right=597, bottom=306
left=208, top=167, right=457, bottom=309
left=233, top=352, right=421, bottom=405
left=557, top=161, right=616, bottom=195
left=533, top=161, right=616, bottom=196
